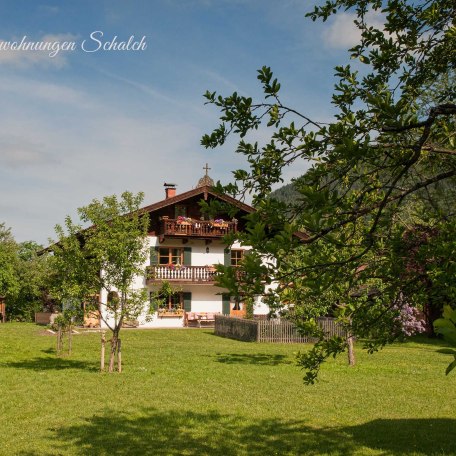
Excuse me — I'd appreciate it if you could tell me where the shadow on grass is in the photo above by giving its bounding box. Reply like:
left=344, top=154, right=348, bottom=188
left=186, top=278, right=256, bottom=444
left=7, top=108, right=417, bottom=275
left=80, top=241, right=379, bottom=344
left=402, top=335, right=452, bottom=348
left=215, top=353, right=291, bottom=365
left=3, top=357, right=97, bottom=372
left=347, top=418, right=456, bottom=455
left=51, top=408, right=456, bottom=455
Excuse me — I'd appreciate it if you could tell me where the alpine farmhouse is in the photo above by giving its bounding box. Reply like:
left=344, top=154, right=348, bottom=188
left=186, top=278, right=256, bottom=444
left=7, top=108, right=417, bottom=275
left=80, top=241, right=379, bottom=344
left=98, top=171, right=270, bottom=329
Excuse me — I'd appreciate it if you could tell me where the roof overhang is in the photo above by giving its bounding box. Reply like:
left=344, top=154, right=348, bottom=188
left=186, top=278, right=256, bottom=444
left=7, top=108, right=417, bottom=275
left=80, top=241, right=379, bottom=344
left=140, top=185, right=255, bottom=214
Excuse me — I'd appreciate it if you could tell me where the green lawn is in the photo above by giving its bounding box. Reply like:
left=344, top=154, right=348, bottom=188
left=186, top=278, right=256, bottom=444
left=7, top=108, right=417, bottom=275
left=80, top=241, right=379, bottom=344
left=0, top=323, right=455, bottom=455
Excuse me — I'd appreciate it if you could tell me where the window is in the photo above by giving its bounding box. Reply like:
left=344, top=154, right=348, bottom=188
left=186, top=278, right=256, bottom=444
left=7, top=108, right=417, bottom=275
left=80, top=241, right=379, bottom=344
left=231, top=249, right=244, bottom=267
left=159, top=247, right=183, bottom=265
left=153, top=292, right=183, bottom=311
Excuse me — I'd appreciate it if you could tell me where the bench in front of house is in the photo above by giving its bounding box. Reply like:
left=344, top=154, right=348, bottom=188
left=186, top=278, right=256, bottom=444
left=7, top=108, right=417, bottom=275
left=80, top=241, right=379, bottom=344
left=184, top=312, right=220, bottom=328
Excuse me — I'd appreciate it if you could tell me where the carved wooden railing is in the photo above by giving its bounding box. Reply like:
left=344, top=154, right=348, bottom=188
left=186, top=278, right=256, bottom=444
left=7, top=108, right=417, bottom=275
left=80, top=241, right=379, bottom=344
left=159, top=218, right=237, bottom=237
left=146, top=265, right=218, bottom=283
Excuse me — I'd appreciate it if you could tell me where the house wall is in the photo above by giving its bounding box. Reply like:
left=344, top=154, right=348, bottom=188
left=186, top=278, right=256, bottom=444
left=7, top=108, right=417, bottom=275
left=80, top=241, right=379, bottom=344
left=148, top=237, right=246, bottom=265
left=99, top=235, right=267, bottom=329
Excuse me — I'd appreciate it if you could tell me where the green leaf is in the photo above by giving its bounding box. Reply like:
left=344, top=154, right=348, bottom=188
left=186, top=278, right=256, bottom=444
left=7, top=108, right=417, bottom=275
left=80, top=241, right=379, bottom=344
left=445, top=357, right=456, bottom=376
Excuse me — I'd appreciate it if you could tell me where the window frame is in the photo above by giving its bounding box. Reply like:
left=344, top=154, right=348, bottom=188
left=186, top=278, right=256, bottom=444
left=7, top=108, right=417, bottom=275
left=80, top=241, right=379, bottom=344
left=158, top=247, right=184, bottom=265
left=158, top=292, right=183, bottom=311
left=230, top=249, right=244, bottom=267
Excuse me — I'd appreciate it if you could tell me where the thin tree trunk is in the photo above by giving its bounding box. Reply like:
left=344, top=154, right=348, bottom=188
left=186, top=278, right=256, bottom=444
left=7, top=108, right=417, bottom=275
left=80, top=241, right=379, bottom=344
left=100, top=331, right=106, bottom=371
left=117, top=339, right=122, bottom=373
left=68, top=324, right=72, bottom=356
left=109, top=331, right=118, bottom=373
left=347, top=333, right=355, bottom=366
left=57, top=327, right=62, bottom=355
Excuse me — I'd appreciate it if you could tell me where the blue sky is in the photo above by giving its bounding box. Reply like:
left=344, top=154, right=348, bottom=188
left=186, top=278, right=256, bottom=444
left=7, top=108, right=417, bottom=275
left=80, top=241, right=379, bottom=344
left=0, top=0, right=365, bottom=244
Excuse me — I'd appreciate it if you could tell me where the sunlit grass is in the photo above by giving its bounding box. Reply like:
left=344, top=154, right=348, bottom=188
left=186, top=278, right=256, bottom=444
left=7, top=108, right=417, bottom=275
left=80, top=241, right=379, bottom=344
left=0, top=324, right=454, bottom=455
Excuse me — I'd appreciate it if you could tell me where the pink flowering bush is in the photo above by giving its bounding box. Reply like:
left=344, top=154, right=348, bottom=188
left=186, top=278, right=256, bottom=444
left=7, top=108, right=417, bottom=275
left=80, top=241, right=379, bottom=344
left=393, top=300, right=426, bottom=337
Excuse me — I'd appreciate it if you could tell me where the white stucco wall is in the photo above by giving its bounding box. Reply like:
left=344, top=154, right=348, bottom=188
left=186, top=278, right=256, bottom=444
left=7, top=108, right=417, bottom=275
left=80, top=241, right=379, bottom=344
left=100, top=235, right=269, bottom=329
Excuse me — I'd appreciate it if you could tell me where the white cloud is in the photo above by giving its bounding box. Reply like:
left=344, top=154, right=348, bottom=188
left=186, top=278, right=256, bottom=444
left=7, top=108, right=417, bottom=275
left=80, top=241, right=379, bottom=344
left=0, top=136, right=57, bottom=168
left=38, top=5, right=60, bottom=15
left=0, top=76, right=95, bottom=109
left=0, top=73, right=236, bottom=244
left=323, top=11, right=385, bottom=49
left=198, top=68, right=240, bottom=93
left=0, top=33, right=77, bottom=68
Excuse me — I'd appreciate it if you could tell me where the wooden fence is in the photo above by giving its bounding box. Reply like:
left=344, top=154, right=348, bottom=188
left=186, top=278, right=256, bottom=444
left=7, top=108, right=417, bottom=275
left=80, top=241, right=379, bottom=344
left=215, top=315, right=345, bottom=343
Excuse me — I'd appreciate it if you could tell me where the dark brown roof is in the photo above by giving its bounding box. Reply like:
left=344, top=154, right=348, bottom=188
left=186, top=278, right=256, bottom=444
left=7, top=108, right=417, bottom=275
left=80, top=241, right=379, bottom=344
left=140, top=185, right=255, bottom=214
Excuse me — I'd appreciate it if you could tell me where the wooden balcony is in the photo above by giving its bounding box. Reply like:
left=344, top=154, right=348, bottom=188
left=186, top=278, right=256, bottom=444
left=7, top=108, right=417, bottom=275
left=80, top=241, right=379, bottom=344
left=159, top=218, right=237, bottom=238
left=146, top=265, right=218, bottom=284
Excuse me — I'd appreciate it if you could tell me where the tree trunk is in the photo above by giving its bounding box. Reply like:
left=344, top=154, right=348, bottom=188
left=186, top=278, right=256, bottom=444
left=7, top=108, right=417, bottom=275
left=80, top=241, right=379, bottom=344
left=347, top=333, right=355, bottom=366
left=423, top=298, right=441, bottom=337
left=117, top=339, right=122, bottom=373
left=57, top=327, right=62, bottom=355
left=109, top=331, right=119, bottom=373
left=100, top=331, right=106, bottom=371
left=68, top=324, right=72, bottom=356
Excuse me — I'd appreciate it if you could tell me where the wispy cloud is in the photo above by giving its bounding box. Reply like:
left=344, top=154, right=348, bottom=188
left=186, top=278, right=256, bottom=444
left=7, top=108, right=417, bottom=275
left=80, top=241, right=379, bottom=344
left=0, top=75, right=96, bottom=109
left=0, top=136, right=58, bottom=168
left=0, top=33, right=77, bottom=68
left=323, top=11, right=385, bottom=49
left=199, top=68, right=240, bottom=93
left=38, top=5, right=60, bottom=15
left=95, top=67, right=187, bottom=107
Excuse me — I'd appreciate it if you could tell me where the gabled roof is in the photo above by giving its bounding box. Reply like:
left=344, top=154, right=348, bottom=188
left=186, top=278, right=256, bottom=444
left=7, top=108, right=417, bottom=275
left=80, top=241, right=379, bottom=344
left=140, top=185, right=308, bottom=241
left=140, top=185, right=255, bottom=215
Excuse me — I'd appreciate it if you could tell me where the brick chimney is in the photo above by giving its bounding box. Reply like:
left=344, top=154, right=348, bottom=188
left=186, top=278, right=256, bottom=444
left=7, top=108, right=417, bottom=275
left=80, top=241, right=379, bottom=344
left=164, top=183, right=177, bottom=199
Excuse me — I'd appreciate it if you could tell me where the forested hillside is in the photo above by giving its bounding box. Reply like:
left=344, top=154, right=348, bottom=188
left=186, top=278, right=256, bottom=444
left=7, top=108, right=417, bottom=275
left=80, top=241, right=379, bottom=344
left=269, top=183, right=299, bottom=204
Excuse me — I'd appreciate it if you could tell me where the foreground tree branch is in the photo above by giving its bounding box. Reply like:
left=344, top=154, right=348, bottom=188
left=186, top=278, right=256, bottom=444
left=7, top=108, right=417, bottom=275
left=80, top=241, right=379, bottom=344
left=203, top=0, right=456, bottom=382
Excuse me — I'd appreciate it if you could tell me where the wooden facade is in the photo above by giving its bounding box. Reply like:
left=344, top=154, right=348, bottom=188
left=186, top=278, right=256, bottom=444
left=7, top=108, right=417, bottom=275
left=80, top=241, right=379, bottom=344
left=159, top=218, right=237, bottom=238
left=144, top=185, right=253, bottom=240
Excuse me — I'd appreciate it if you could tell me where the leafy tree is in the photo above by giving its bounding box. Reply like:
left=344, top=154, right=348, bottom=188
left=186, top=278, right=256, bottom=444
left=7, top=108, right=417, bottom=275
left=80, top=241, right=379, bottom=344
left=52, top=192, right=149, bottom=372
left=214, top=249, right=271, bottom=319
left=0, top=224, right=20, bottom=306
left=202, top=1, right=455, bottom=382
left=0, top=228, right=56, bottom=322
left=434, top=305, right=456, bottom=375
left=8, top=241, right=56, bottom=321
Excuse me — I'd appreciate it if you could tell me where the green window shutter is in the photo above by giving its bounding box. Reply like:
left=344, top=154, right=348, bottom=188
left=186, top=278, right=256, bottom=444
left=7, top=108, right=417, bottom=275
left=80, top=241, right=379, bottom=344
left=183, top=292, right=192, bottom=312
left=183, top=247, right=192, bottom=266
left=224, top=248, right=231, bottom=267
left=222, top=293, right=231, bottom=315
left=150, top=246, right=159, bottom=265
left=149, top=292, right=158, bottom=312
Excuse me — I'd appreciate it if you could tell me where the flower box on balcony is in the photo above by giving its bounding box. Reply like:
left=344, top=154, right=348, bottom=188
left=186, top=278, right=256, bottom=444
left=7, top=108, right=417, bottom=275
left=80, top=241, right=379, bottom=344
left=158, top=309, right=184, bottom=318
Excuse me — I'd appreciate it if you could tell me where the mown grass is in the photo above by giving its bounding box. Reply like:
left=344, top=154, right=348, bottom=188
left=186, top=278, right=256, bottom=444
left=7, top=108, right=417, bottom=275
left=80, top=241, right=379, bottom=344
left=0, top=323, right=455, bottom=455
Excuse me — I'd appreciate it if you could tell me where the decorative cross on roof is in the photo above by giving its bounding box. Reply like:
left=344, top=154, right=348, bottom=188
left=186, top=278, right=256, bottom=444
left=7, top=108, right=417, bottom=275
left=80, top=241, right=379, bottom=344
left=197, top=163, right=214, bottom=188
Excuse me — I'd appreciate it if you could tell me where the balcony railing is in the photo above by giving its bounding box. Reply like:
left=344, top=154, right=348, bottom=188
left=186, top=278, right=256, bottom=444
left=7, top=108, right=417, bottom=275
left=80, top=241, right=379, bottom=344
left=159, top=218, right=237, bottom=238
left=146, top=265, right=218, bottom=283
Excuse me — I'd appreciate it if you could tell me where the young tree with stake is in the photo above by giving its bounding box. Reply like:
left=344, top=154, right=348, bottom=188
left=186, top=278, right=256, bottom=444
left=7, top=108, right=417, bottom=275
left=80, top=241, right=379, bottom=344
left=52, top=191, right=150, bottom=373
